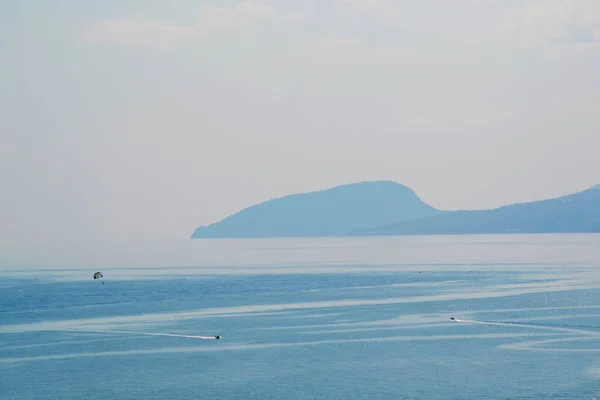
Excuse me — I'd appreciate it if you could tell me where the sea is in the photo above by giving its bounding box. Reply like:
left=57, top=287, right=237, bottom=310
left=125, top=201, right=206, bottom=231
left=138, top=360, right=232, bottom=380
left=1, top=234, right=600, bottom=399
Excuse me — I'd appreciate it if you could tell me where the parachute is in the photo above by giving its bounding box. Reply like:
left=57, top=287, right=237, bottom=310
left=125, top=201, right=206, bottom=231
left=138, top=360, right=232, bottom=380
left=93, top=272, right=103, bottom=279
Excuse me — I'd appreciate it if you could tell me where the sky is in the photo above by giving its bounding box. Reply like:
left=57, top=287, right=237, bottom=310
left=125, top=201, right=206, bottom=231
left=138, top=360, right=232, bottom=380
left=1, top=0, right=599, bottom=242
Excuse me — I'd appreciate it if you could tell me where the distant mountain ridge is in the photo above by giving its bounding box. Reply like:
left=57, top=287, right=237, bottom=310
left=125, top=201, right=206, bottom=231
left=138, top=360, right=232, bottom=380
left=191, top=181, right=439, bottom=238
left=191, top=182, right=600, bottom=238
left=352, top=185, right=600, bottom=236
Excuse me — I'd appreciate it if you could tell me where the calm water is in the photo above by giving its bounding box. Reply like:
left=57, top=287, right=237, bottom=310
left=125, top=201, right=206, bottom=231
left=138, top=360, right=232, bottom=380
left=2, top=234, right=600, bottom=399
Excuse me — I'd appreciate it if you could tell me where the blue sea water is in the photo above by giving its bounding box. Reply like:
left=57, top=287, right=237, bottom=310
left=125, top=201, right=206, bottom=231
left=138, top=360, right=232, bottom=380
left=2, top=234, right=600, bottom=399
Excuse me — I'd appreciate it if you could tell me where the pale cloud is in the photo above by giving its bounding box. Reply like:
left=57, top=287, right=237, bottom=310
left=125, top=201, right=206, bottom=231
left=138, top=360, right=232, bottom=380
left=79, top=0, right=600, bottom=49
left=338, top=0, right=397, bottom=23
left=80, top=1, right=305, bottom=48
left=504, top=0, right=600, bottom=45
left=302, top=34, right=414, bottom=59
left=338, top=0, right=396, bottom=17
left=331, top=0, right=600, bottom=47
left=194, top=1, right=305, bottom=33
left=80, top=18, right=198, bottom=48
left=305, top=34, right=364, bottom=48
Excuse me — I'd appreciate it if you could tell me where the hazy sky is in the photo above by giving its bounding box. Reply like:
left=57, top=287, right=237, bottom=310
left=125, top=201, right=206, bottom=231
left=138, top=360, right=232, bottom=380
left=1, top=0, right=599, bottom=242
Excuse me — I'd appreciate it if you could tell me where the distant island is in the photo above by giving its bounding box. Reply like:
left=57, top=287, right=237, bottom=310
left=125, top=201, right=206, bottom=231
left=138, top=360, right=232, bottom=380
left=191, top=181, right=439, bottom=238
left=191, top=181, right=600, bottom=238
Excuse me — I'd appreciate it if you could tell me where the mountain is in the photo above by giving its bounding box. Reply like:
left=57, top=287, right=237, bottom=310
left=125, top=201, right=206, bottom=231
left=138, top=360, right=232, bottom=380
left=191, top=181, right=439, bottom=238
left=352, top=185, right=600, bottom=236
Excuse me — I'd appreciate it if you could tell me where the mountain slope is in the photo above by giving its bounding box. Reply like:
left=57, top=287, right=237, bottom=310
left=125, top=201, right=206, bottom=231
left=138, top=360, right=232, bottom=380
left=353, top=186, right=600, bottom=236
left=191, top=181, right=439, bottom=238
